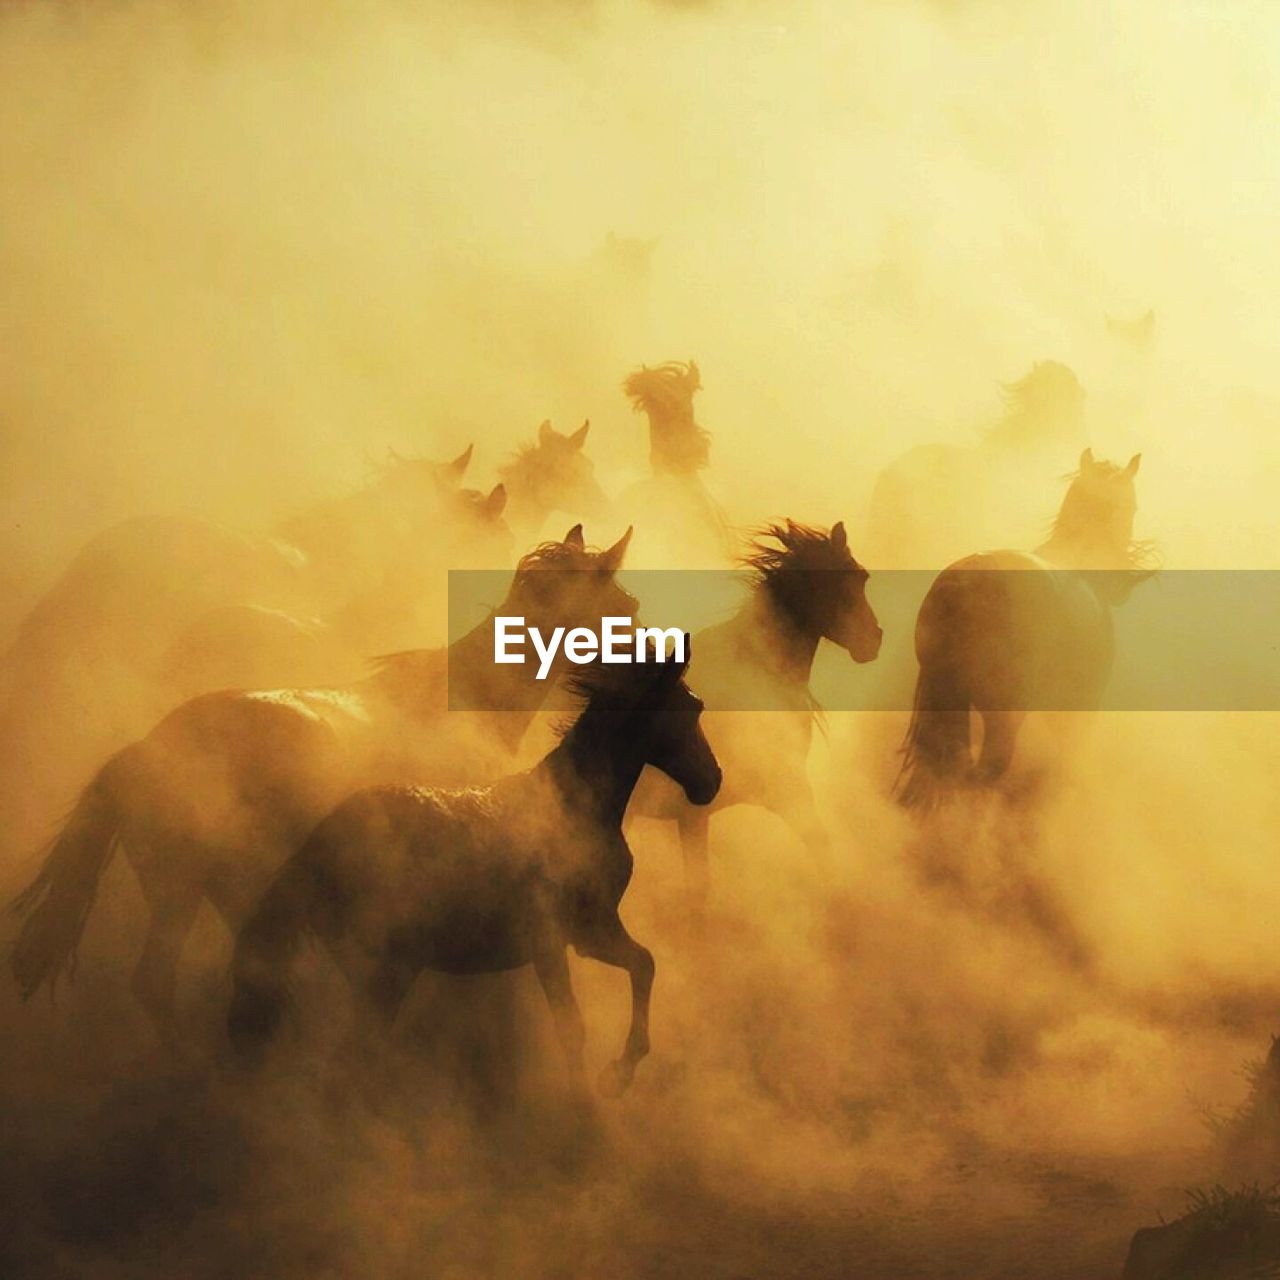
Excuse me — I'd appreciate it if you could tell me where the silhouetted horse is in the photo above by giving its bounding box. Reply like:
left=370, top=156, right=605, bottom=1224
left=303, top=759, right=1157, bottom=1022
left=0, top=444, right=481, bottom=854
left=630, top=521, right=881, bottom=906
left=228, top=646, right=721, bottom=1097
left=163, top=475, right=512, bottom=695
left=616, top=360, right=735, bottom=566
left=10, top=527, right=636, bottom=1046
left=896, top=450, right=1155, bottom=807
left=865, top=361, right=1087, bottom=570
left=497, top=419, right=609, bottom=542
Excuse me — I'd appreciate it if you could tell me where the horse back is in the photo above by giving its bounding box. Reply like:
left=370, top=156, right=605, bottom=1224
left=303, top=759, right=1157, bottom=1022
left=917, top=552, right=1115, bottom=711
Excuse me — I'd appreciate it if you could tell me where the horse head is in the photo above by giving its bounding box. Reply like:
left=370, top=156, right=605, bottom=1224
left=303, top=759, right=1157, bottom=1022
left=1046, top=448, right=1151, bottom=575
left=744, top=520, right=883, bottom=663
left=567, top=641, right=721, bottom=807
left=622, top=361, right=710, bottom=475
left=505, top=524, right=636, bottom=641
left=500, top=419, right=608, bottom=521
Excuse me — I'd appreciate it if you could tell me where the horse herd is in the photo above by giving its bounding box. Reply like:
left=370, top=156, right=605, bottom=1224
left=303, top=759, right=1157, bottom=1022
left=3, top=359, right=1153, bottom=1097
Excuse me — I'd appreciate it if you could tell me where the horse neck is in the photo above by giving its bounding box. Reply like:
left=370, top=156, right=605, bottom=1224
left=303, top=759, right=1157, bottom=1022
left=366, top=607, right=552, bottom=746
left=545, top=708, right=648, bottom=830
left=448, top=608, right=558, bottom=722
left=1034, top=528, right=1130, bottom=572
left=498, top=468, right=548, bottom=535
left=645, top=407, right=700, bottom=476
left=734, top=589, right=822, bottom=684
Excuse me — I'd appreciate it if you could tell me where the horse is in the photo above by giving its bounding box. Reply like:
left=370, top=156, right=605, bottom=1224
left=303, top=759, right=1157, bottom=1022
left=162, top=476, right=513, bottom=696
left=9, top=526, right=636, bottom=1047
left=865, top=361, right=1087, bottom=570
left=895, top=449, right=1155, bottom=808
left=497, top=419, right=609, bottom=543
left=0, top=444, right=480, bottom=855
left=227, top=644, right=721, bottom=1098
left=629, top=520, right=881, bottom=908
left=616, top=360, right=735, bottom=566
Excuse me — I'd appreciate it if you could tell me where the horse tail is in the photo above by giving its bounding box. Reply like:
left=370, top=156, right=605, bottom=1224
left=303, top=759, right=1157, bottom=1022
left=10, top=746, right=139, bottom=998
left=894, top=662, right=971, bottom=810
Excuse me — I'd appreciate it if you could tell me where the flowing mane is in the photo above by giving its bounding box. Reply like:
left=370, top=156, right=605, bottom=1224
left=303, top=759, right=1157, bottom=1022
left=623, top=360, right=711, bottom=475
left=985, top=360, right=1085, bottom=448
left=741, top=521, right=862, bottom=582
left=1045, top=456, right=1158, bottom=573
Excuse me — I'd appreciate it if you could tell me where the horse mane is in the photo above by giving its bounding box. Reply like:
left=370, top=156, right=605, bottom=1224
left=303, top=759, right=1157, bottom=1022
left=623, top=361, right=711, bottom=474
left=741, top=522, right=859, bottom=582
left=497, top=441, right=541, bottom=488
left=554, top=647, right=680, bottom=739
left=986, top=360, right=1084, bottom=446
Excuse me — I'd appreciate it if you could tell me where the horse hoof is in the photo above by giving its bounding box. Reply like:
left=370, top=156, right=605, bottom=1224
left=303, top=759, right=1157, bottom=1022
left=597, top=1060, right=633, bottom=1098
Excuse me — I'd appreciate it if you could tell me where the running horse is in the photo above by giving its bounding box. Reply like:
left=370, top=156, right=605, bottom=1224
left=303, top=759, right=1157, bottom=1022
left=617, top=360, right=735, bottom=566
left=630, top=520, right=881, bottom=907
left=9, top=527, right=636, bottom=1047
left=228, top=646, right=721, bottom=1097
left=895, top=449, right=1155, bottom=807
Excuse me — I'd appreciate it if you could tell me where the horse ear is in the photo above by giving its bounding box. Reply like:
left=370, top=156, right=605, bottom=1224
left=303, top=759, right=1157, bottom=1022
left=1124, top=452, right=1142, bottom=477
left=448, top=443, right=473, bottom=480
left=569, top=420, right=590, bottom=449
left=830, top=521, right=848, bottom=553
left=1079, top=447, right=1096, bottom=472
left=484, top=484, right=507, bottom=519
left=599, top=526, right=633, bottom=574
left=538, top=419, right=555, bottom=446
left=563, top=523, right=585, bottom=550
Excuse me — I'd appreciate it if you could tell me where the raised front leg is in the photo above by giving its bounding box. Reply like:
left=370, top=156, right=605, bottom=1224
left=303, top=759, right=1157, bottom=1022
left=573, top=915, right=655, bottom=1097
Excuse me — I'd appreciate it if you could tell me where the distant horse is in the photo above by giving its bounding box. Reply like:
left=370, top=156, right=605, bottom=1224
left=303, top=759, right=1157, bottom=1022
left=228, top=647, right=721, bottom=1097
left=0, top=444, right=480, bottom=851
left=163, top=475, right=512, bottom=695
left=9, top=526, right=636, bottom=1046
left=497, top=419, right=609, bottom=543
left=616, top=360, right=735, bottom=566
left=895, top=450, right=1155, bottom=808
left=865, top=361, right=1087, bottom=570
left=630, top=521, right=881, bottom=906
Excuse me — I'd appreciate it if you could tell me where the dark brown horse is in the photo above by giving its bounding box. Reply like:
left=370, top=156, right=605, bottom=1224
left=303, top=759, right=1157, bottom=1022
left=895, top=450, right=1155, bottom=807
left=630, top=520, right=881, bottom=907
left=10, top=527, right=635, bottom=1046
left=228, top=646, right=721, bottom=1097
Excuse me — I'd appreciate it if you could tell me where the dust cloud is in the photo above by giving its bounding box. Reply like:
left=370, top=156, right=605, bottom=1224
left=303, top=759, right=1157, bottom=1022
left=2, top=1, right=1280, bottom=1277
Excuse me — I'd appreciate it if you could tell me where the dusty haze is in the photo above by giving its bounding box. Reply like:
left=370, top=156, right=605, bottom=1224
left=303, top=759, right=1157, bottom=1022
left=3, top=2, right=1280, bottom=1278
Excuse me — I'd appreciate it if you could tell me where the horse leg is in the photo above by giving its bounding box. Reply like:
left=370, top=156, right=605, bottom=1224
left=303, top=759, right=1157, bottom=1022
left=532, top=944, right=586, bottom=1089
left=974, top=709, right=1025, bottom=784
left=324, top=951, right=418, bottom=1112
left=130, top=890, right=203, bottom=1052
left=773, top=777, right=830, bottom=863
left=676, top=807, right=711, bottom=921
left=573, top=916, right=655, bottom=1097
